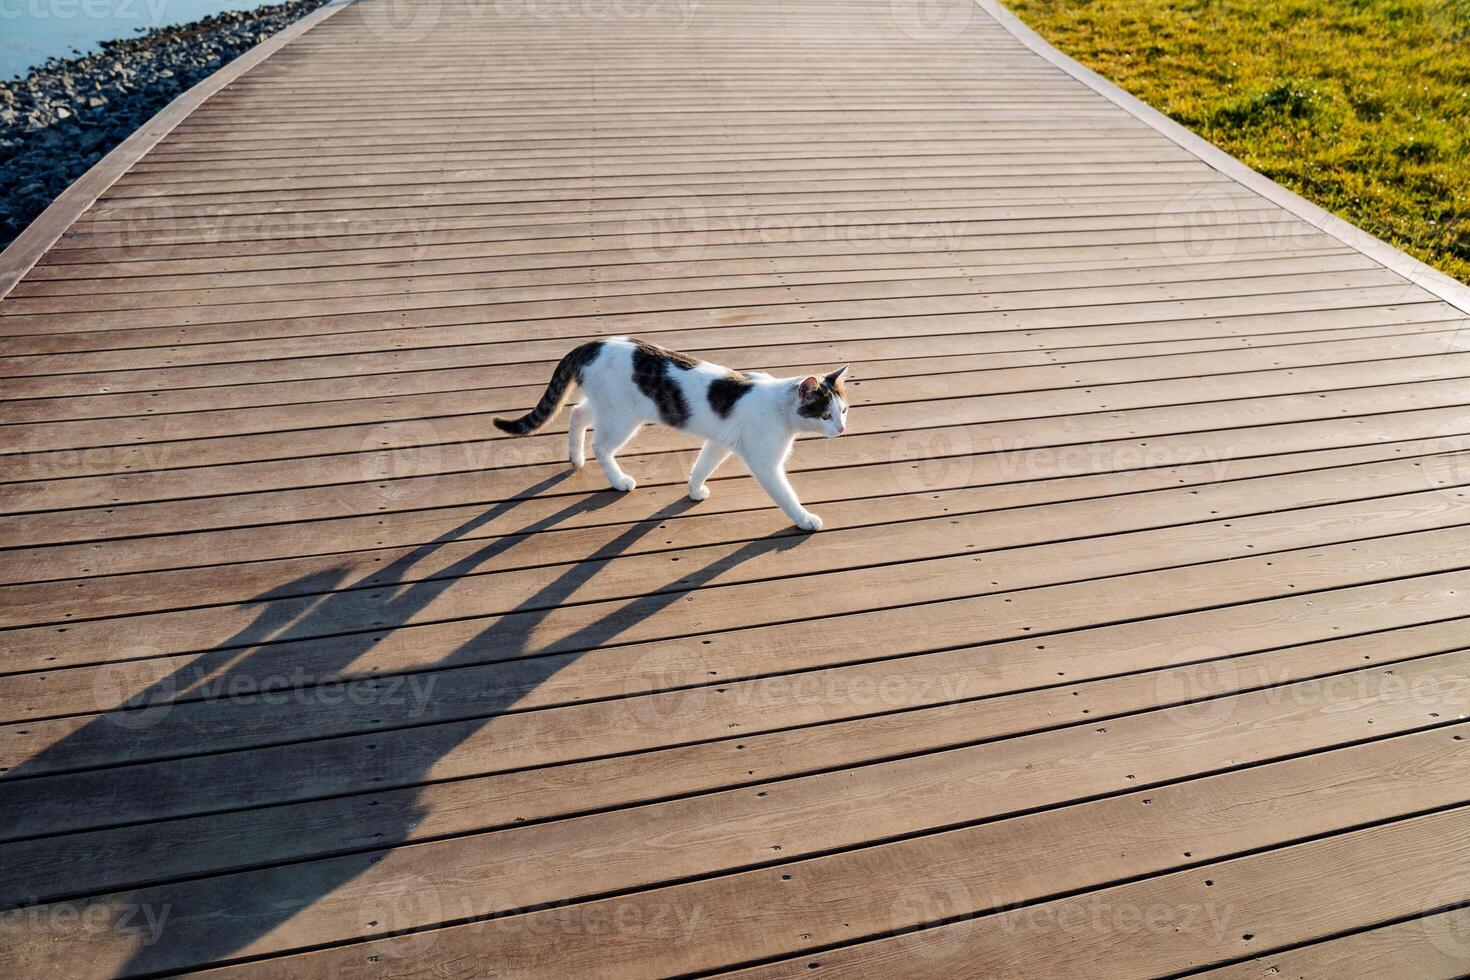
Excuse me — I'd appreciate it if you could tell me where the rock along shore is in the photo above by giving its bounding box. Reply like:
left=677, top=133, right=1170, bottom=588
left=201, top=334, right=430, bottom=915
left=0, top=0, right=331, bottom=251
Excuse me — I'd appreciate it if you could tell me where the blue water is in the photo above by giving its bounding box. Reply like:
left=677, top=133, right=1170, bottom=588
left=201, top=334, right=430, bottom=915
left=0, top=0, right=272, bottom=80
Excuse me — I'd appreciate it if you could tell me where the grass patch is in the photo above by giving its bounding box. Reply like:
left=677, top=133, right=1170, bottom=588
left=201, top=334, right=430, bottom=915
left=1005, top=0, right=1470, bottom=285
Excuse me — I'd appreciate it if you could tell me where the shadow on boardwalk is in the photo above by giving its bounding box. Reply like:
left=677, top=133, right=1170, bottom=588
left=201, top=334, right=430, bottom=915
left=2, top=471, right=808, bottom=975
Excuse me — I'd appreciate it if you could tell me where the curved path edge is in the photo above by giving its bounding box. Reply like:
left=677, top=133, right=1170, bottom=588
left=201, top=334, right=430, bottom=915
left=0, top=0, right=357, bottom=302
left=979, top=0, right=1470, bottom=316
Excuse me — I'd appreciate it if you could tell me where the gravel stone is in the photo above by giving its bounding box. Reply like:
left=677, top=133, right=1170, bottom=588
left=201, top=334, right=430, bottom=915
left=0, top=0, right=331, bottom=251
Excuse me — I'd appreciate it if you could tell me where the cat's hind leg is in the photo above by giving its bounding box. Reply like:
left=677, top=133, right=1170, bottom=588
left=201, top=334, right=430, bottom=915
left=592, top=412, right=642, bottom=492
left=688, top=441, right=731, bottom=501
left=567, top=401, right=592, bottom=469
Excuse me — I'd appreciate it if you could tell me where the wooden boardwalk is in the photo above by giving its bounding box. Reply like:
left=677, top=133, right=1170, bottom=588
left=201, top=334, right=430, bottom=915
left=2, top=0, right=1469, bottom=976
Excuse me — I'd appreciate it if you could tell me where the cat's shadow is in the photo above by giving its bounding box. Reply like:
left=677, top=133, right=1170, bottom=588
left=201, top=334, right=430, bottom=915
left=3, top=467, right=810, bottom=975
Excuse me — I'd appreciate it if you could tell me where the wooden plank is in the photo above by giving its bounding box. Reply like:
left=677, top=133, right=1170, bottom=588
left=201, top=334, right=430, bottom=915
left=1191, top=907, right=1470, bottom=980
left=8, top=387, right=1470, bottom=553
left=0, top=284, right=1430, bottom=383
left=93, top=151, right=1204, bottom=204
left=3, top=422, right=1459, bottom=584
left=8, top=301, right=1420, bottom=425
left=7, top=233, right=1332, bottom=312
left=8, top=443, right=1458, bottom=734
left=1, top=318, right=1444, bottom=457
left=713, top=805, right=1470, bottom=978
left=70, top=182, right=1235, bottom=239
left=13, top=213, right=1286, bottom=293
left=127, top=127, right=1173, bottom=162
left=19, top=682, right=1461, bottom=978
left=7, top=367, right=1468, bottom=516
left=0, top=325, right=1453, bottom=454
left=113, top=138, right=1180, bottom=182
left=281, top=750, right=1470, bottom=978
left=5, top=452, right=1466, bottom=678
left=4, top=243, right=1364, bottom=339
left=706, top=810, right=1470, bottom=979
left=2, top=0, right=1469, bottom=974
left=2, top=301, right=1453, bottom=400
left=4, top=622, right=1465, bottom=905
left=72, top=168, right=1213, bottom=226
left=6, top=524, right=1469, bottom=842
left=37, top=215, right=1279, bottom=286
left=1, top=249, right=1364, bottom=318
left=36, top=209, right=1295, bottom=261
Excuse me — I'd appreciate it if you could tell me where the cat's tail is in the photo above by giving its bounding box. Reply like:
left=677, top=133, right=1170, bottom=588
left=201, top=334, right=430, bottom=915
left=493, top=341, right=604, bottom=435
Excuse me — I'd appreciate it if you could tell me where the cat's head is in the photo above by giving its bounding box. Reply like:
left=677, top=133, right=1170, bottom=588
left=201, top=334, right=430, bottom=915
left=795, top=365, right=849, bottom=437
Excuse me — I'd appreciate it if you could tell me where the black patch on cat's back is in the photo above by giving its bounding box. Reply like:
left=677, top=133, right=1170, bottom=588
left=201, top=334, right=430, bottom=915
left=707, top=372, right=753, bottom=417
left=631, top=340, right=697, bottom=427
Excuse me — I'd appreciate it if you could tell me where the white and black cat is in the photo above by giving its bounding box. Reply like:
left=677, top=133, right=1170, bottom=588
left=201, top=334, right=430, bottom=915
left=494, top=338, right=849, bottom=530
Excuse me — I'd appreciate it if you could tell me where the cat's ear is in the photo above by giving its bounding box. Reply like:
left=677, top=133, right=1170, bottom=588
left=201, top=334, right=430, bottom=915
left=798, top=376, right=823, bottom=402
left=824, top=365, right=849, bottom=389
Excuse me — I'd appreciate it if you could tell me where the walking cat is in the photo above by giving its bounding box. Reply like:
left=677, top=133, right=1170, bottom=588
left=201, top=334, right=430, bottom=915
left=494, top=338, right=849, bottom=531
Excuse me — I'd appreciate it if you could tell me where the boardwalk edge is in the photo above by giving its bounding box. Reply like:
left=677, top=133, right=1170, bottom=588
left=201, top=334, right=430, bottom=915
left=979, top=0, right=1470, bottom=317
left=0, top=0, right=357, bottom=303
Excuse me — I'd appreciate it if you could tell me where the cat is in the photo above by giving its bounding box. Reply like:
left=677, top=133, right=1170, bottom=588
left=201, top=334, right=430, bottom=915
left=494, top=337, right=849, bottom=531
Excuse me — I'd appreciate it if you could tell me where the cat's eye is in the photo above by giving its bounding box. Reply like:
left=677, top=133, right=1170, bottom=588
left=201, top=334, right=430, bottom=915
left=821, top=412, right=832, bottom=420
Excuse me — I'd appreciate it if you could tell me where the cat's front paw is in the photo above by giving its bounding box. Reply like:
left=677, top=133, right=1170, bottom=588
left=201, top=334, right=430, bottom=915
left=611, top=475, right=637, bottom=492
left=795, top=511, right=823, bottom=532
left=689, top=484, right=710, bottom=502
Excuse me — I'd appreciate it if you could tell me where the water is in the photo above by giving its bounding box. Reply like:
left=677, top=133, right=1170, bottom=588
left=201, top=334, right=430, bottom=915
left=0, top=0, right=272, bottom=80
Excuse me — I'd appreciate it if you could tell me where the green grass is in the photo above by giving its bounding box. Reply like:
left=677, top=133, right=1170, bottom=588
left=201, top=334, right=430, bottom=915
left=1005, top=0, right=1470, bottom=285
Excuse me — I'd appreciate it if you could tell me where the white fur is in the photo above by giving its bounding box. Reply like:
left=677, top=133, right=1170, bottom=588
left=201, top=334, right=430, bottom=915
left=568, top=338, right=848, bottom=531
